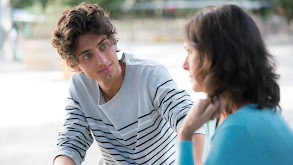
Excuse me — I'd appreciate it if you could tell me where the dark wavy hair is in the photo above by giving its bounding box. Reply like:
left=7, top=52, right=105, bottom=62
left=184, top=4, right=280, bottom=114
left=51, top=2, right=117, bottom=67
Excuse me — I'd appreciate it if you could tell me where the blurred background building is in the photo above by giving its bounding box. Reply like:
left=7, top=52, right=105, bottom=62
left=0, top=0, right=292, bottom=165
left=0, top=0, right=12, bottom=62
left=0, top=0, right=292, bottom=69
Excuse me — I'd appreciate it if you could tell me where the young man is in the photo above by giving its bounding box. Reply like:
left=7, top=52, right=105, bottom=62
left=52, top=3, right=205, bottom=165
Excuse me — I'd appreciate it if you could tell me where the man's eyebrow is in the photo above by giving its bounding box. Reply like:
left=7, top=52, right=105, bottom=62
left=78, top=37, right=108, bottom=56
left=78, top=50, right=90, bottom=57
left=97, top=37, right=107, bottom=47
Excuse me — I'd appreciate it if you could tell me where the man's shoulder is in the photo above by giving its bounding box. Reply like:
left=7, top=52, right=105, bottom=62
left=71, top=72, right=89, bottom=81
left=70, top=73, right=96, bottom=87
left=122, top=52, right=165, bottom=69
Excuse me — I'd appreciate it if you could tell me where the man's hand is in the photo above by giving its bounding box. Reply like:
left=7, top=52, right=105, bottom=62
left=178, top=98, right=221, bottom=141
left=53, top=156, right=75, bottom=165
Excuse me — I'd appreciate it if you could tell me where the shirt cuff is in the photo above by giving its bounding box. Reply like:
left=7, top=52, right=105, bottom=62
left=55, top=148, right=82, bottom=165
left=175, top=141, right=194, bottom=165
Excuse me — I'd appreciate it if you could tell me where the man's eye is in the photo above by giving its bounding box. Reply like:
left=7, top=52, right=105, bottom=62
left=100, top=43, right=109, bottom=50
left=83, top=54, right=92, bottom=60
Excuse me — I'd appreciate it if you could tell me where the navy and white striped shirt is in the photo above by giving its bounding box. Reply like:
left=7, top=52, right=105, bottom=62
left=55, top=53, right=204, bottom=165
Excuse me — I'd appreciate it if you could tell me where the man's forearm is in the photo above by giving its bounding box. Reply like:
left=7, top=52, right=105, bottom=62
left=192, top=134, right=205, bottom=164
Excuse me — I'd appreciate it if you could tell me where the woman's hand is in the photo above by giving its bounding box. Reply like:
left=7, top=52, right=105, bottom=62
left=178, top=98, right=221, bottom=141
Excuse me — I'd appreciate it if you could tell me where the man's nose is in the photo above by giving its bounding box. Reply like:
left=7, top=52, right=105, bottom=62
left=94, top=52, right=107, bottom=65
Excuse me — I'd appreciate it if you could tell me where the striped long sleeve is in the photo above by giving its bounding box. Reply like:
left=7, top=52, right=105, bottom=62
left=55, top=84, right=94, bottom=165
left=149, top=66, right=194, bottom=133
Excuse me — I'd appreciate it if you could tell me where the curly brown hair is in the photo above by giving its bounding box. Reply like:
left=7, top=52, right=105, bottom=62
left=51, top=2, right=117, bottom=68
left=184, top=4, right=280, bottom=114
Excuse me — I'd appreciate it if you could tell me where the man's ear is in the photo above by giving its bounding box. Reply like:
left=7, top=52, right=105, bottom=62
left=66, top=60, right=83, bottom=73
left=74, top=66, right=83, bottom=73
left=66, top=60, right=70, bottom=67
left=114, top=42, right=117, bottom=50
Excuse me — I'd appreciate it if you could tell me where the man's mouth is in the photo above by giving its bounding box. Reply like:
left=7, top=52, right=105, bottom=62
left=99, top=64, right=112, bottom=73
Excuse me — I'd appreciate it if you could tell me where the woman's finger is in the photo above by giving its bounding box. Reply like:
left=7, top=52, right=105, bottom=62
left=195, top=99, right=210, bottom=114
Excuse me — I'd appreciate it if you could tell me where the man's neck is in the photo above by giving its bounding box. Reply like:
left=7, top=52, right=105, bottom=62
left=99, top=62, right=126, bottom=102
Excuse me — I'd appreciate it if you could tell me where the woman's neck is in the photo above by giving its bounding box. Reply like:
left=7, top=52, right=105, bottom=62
left=216, top=98, right=253, bottom=128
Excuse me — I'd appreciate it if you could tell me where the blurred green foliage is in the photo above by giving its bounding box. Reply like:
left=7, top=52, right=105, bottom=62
left=11, top=0, right=49, bottom=10
left=10, top=0, right=125, bottom=18
left=59, top=0, right=125, bottom=18
left=9, top=0, right=293, bottom=22
left=270, top=0, right=293, bottom=23
left=10, top=0, right=33, bottom=8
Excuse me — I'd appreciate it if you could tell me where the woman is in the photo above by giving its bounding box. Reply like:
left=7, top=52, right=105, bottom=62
left=177, top=4, right=293, bottom=165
